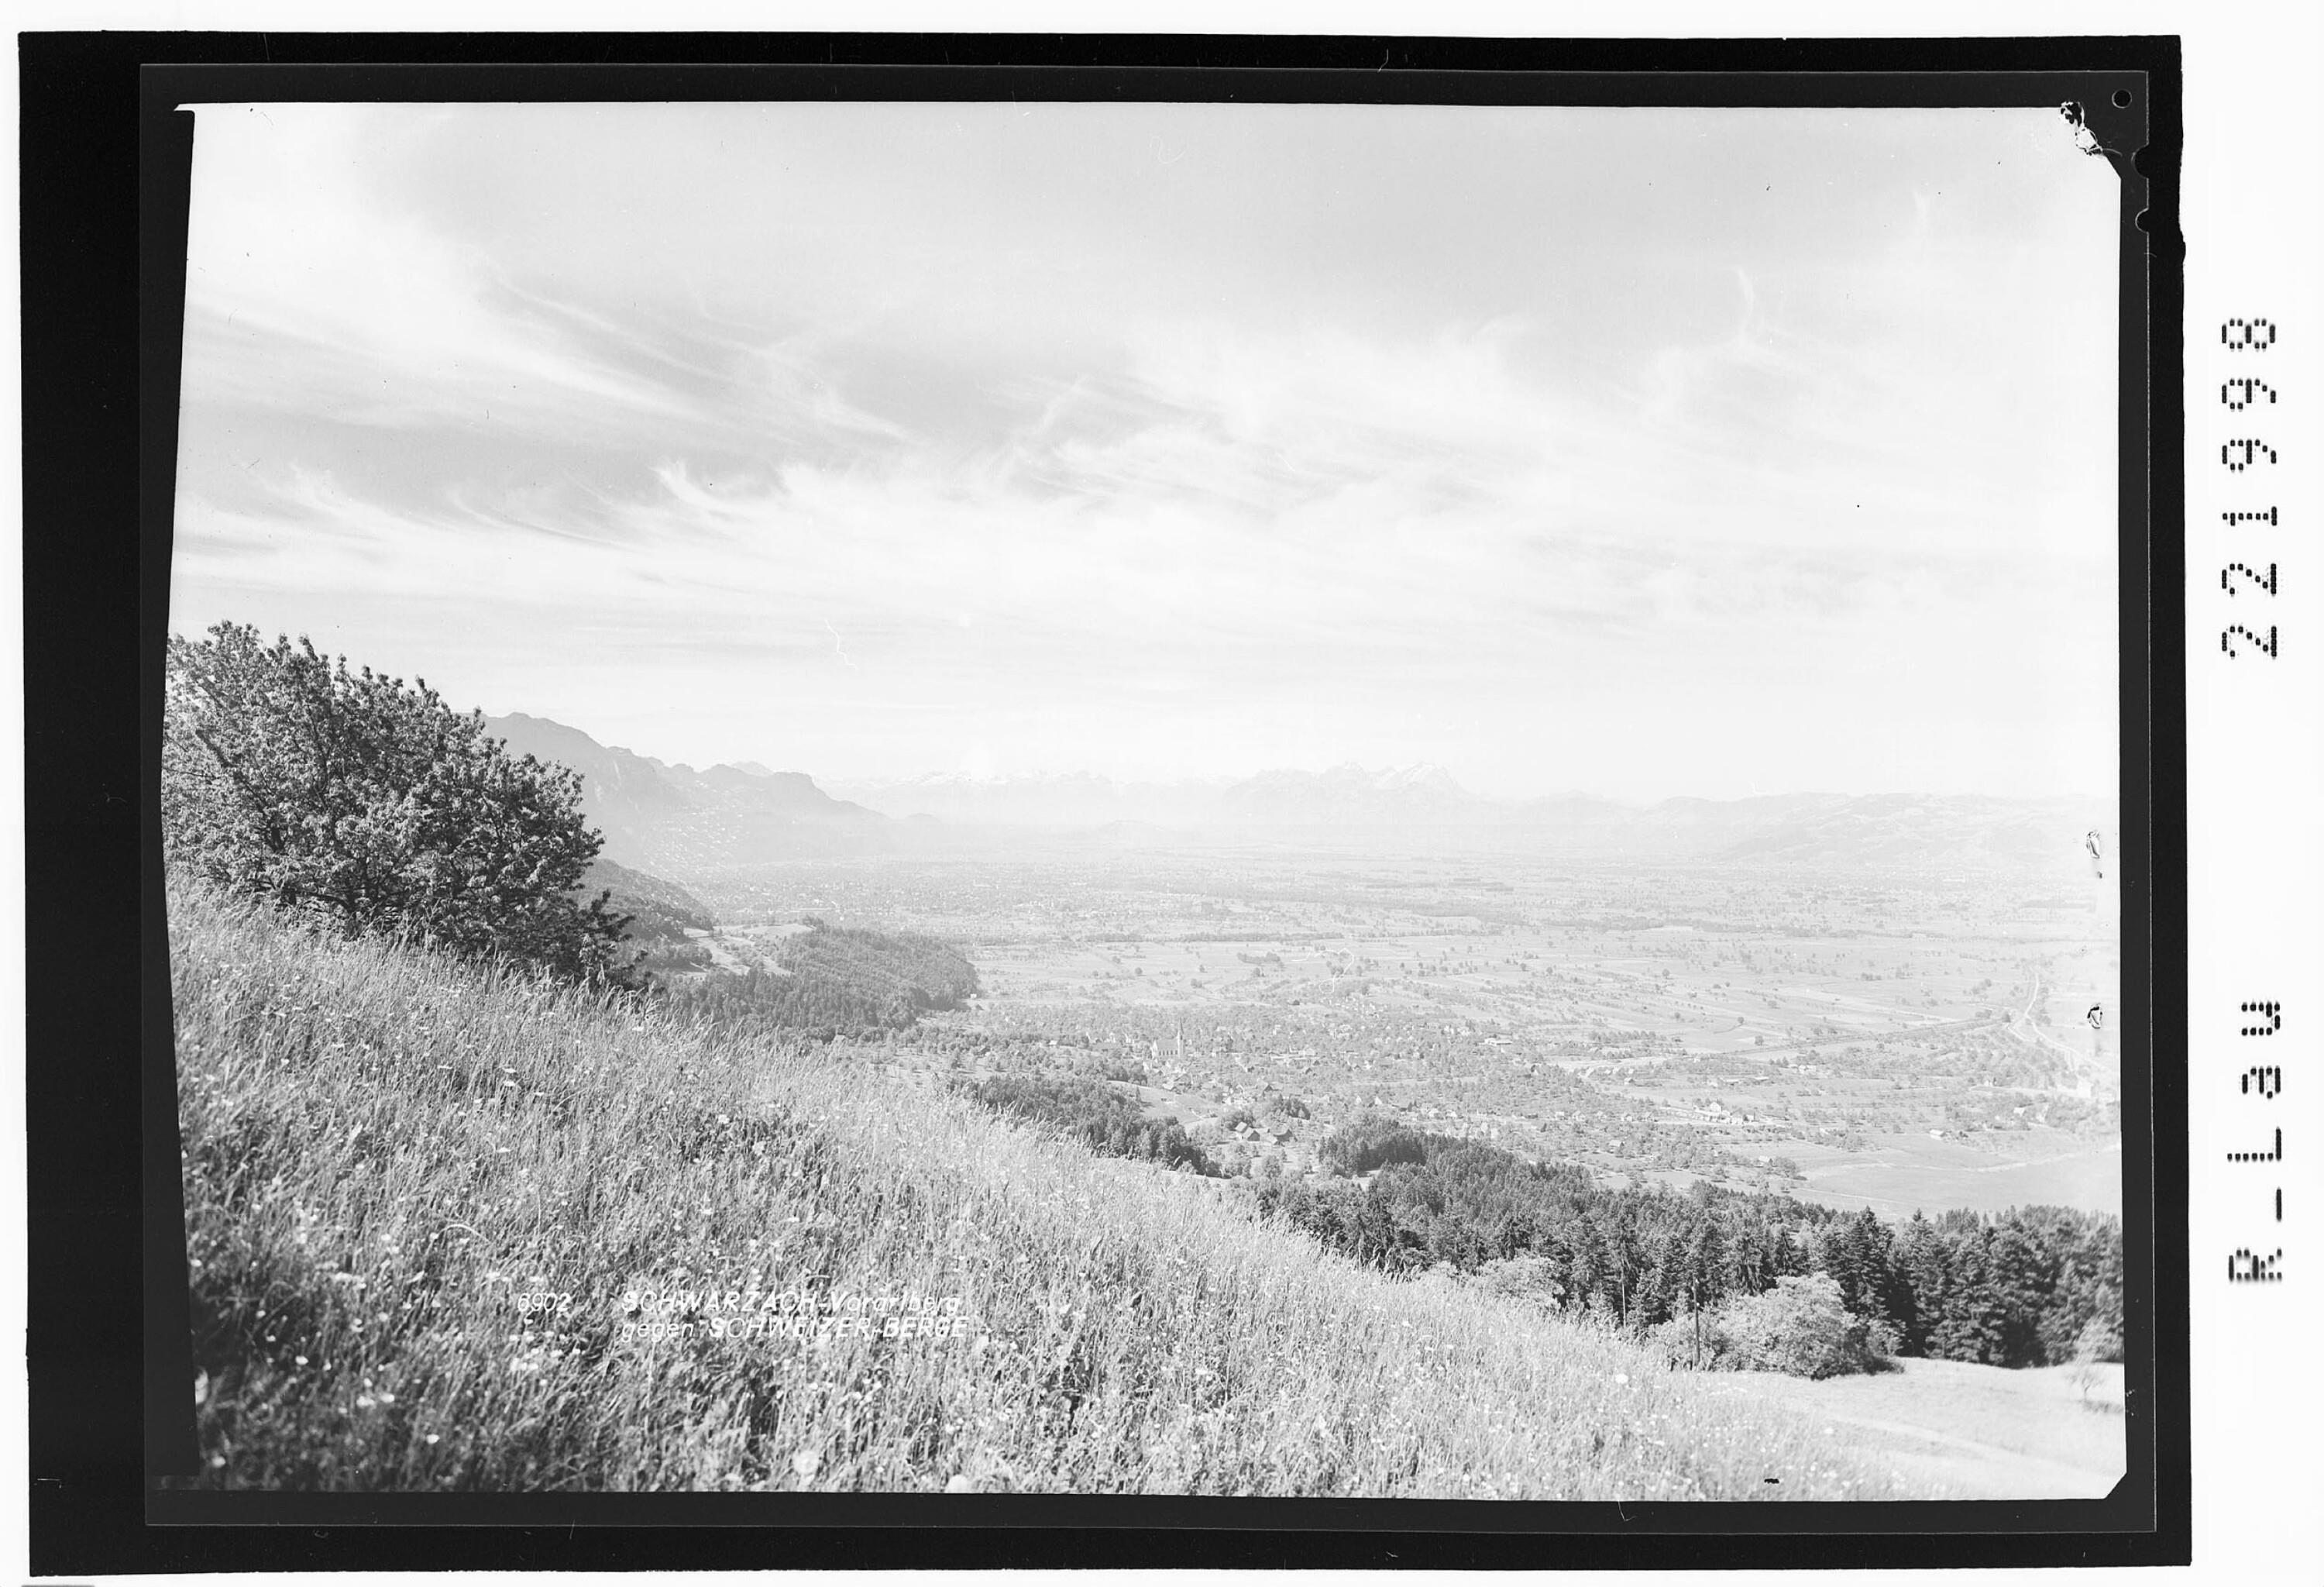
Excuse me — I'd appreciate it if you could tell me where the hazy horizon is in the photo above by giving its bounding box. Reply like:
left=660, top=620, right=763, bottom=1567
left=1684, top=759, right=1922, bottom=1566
left=170, top=102, right=2119, bottom=805
left=464, top=705, right=2103, bottom=811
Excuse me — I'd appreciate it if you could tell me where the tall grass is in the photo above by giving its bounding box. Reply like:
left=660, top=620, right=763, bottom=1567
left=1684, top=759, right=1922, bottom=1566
left=170, top=878, right=1922, bottom=1497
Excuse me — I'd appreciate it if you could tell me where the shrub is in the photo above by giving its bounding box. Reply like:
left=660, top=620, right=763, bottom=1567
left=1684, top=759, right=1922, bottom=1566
left=1646, top=1311, right=1717, bottom=1370
left=1470, top=1254, right=1565, bottom=1314
left=1710, top=1275, right=1882, bottom=1379
left=162, top=622, right=634, bottom=985
left=2068, top=1315, right=2123, bottom=1403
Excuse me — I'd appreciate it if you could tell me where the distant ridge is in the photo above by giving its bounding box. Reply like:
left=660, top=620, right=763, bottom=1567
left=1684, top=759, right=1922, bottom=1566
left=829, top=767, right=2100, bottom=871
left=1216, top=763, right=1471, bottom=825
left=487, top=714, right=2102, bottom=877
left=821, top=769, right=1230, bottom=831
left=485, top=714, right=893, bottom=885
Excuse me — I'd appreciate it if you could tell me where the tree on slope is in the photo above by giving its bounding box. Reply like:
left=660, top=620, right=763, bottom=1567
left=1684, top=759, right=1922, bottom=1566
left=163, top=621, right=636, bottom=985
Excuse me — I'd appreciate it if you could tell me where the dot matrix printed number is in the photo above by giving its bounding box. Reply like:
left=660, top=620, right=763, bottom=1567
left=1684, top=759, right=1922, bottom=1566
left=2217, top=319, right=2282, bottom=661
left=2221, top=624, right=2278, bottom=658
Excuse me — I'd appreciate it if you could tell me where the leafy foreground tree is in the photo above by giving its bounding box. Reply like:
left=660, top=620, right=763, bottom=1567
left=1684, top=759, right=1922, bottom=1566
left=163, top=622, right=637, bottom=985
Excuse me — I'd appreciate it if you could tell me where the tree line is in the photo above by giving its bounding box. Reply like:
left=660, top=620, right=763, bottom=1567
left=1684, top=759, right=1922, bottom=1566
left=1262, top=1114, right=2123, bottom=1371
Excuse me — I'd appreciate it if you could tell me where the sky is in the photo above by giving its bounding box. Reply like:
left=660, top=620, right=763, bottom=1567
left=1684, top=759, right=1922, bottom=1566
left=169, top=101, right=2121, bottom=801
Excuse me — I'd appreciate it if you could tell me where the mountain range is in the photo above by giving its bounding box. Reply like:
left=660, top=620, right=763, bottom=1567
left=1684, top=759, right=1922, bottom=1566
left=486, top=714, right=2103, bottom=886
left=486, top=713, right=895, bottom=878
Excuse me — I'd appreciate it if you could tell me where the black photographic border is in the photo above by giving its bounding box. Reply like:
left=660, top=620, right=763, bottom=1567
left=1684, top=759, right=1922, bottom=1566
left=19, top=28, right=2186, bottom=1574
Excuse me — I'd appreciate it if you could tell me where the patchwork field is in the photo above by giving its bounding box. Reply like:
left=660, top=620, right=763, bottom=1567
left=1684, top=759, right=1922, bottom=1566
left=686, top=842, right=2123, bottom=1217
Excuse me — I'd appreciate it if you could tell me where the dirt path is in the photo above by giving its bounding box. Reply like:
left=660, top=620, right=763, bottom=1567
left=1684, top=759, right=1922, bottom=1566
left=1789, top=1403, right=2116, bottom=1499
left=1697, top=1369, right=2123, bottom=1500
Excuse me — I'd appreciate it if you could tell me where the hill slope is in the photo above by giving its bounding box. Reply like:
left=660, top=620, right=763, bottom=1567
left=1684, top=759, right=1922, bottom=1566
left=167, top=880, right=1932, bottom=1497
left=579, top=856, right=716, bottom=944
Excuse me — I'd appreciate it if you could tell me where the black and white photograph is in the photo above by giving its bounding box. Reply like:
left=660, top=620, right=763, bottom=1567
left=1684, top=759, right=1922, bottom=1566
left=156, top=93, right=2132, bottom=1503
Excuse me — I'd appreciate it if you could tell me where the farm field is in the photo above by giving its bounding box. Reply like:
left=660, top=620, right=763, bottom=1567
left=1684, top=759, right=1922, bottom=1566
left=1703, top=1358, right=2126, bottom=1500
left=1793, top=1133, right=2123, bottom=1220
left=686, top=841, right=2122, bottom=1217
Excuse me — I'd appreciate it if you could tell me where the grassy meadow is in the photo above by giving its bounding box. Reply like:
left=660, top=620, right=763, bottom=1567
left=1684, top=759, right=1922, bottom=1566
left=1703, top=1358, right=2125, bottom=1500
left=170, top=878, right=1934, bottom=1498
